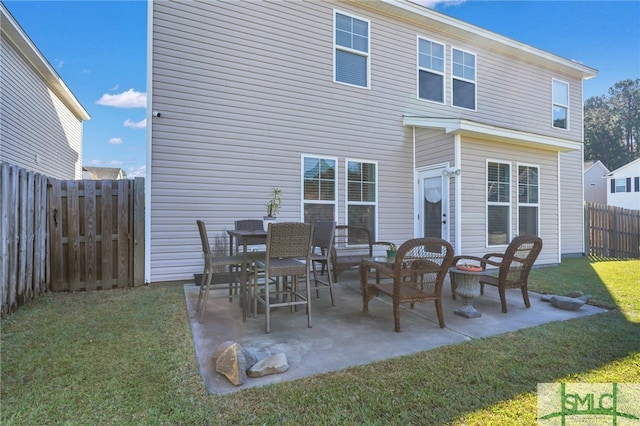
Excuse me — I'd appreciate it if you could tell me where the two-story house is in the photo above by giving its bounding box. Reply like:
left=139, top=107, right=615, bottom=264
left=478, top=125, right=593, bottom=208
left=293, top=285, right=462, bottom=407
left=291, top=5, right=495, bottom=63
left=605, top=158, right=640, bottom=210
left=1, top=3, right=90, bottom=179
left=146, top=0, right=597, bottom=284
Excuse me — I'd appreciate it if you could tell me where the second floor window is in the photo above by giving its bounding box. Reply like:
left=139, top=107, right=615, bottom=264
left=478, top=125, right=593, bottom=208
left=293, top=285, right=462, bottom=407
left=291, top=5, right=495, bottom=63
left=334, top=11, right=369, bottom=88
left=418, top=38, right=444, bottom=103
left=452, top=48, right=476, bottom=110
left=553, top=79, right=569, bottom=129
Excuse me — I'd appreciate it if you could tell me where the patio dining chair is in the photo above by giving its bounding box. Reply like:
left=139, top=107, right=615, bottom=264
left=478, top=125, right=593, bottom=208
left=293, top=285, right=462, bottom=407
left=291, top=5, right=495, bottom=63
left=310, top=220, right=336, bottom=306
left=195, top=220, right=251, bottom=323
left=449, top=234, right=543, bottom=313
left=254, top=222, right=313, bottom=334
left=234, top=219, right=266, bottom=254
left=359, top=238, right=454, bottom=332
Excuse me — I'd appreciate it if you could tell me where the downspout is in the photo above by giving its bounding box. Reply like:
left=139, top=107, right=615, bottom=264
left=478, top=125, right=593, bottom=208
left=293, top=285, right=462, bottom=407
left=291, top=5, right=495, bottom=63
left=454, top=134, right=462, bottom=254
left=413, top=126, right=417, bottom=237
left=144, top=0, right=154, bottom=284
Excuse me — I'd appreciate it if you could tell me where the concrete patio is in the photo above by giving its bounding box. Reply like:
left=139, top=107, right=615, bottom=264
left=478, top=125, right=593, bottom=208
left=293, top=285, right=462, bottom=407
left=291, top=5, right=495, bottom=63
left=184, top=269, right=607, bottom=395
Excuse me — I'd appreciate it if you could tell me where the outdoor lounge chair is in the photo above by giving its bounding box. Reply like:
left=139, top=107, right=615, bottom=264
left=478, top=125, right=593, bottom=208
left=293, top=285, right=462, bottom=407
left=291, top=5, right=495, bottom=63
left=359, top=238, right=454, bottom=332
left=450, top=234, right=543, bottom=313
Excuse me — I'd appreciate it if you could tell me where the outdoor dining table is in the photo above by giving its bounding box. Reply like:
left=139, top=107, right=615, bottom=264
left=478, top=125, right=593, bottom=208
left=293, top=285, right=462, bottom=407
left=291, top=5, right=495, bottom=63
left=226, top=229, right=267, bottom=321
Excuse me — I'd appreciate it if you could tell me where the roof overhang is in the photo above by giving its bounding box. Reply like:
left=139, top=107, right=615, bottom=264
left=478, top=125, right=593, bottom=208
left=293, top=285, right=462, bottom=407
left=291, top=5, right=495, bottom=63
left=1, top=4, right=90, bottom=121
left=354, top=0, right=598, bottom=80
left=403, top=116, right=582, bottom=152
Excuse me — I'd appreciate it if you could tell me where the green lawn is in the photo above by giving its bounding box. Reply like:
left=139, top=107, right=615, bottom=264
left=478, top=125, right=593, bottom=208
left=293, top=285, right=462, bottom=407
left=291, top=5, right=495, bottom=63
left=2, top=257, right=638, bottom=425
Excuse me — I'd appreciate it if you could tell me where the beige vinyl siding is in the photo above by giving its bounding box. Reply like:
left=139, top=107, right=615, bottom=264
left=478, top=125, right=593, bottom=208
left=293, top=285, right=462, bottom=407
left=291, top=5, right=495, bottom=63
left=1, top=33, right=83, bottom=179
left=150, top=0, right=586, bottom=281
left=458, top=137, right=559, bottom=265
left=560, top=149, right=584, bottom=255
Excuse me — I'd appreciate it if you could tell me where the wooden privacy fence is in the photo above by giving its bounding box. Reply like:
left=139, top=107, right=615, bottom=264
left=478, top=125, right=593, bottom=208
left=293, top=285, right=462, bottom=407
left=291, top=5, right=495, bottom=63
left=585, top=202, right=640, bottom=259
left=1, top=162, right=145, bottom=316
left=1, top=163, right=48, bottom=314
left=49, top=177, right=145, bottom=292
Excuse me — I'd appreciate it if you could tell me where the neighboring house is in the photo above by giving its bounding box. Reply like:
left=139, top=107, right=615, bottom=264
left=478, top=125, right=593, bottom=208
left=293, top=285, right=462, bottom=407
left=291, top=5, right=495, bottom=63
left=146, top=0, right=597, bottom=283
left=584, top=160, right=610, bottom=205
left=0, top=2, right=89, bottom=179
left=83, top=166, right=126, bottom=180
left=605, top=158, right=640, bottom=210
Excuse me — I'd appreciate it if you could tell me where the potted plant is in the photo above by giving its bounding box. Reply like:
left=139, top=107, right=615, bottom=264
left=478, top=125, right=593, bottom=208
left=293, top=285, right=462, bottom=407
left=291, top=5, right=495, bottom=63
left=263, top=187, right=282, bottom=230
left=386, top=243, right=397, bottom=258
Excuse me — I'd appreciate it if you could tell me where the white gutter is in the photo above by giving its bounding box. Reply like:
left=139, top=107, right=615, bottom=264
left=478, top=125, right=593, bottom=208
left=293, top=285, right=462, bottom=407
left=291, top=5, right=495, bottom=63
left=144, top=0, right=154, bottom=284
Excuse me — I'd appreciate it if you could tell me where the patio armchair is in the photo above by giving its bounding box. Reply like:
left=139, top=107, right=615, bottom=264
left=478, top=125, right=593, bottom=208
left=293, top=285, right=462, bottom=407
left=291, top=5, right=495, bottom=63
left=254, top=222, right=313, bottom=333
left=310, top=220, right=336, bottom=306
left=449, top=234, right=543, bottom=313
left=360, top=238, right=454, bottom=332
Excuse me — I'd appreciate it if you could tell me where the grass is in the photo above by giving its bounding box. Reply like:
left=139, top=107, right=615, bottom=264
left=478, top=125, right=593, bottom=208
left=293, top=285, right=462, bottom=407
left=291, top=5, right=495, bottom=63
left=2, top=257, right=639, bottom=425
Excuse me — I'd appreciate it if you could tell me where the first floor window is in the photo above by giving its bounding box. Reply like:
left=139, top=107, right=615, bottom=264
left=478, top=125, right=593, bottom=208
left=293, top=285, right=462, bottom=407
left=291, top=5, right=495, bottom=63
left=487, top=161, right=510, bottom=245
left=347, top=160, right=377, bottom=241
left=518, top=165, right=539, bottom=236
left=303, top=156, right=336, bottom=223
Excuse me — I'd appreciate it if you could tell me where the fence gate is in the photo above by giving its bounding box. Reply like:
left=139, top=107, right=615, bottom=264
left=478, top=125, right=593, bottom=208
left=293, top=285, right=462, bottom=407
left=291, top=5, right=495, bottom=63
left=48, top=178, right=144, bottom=291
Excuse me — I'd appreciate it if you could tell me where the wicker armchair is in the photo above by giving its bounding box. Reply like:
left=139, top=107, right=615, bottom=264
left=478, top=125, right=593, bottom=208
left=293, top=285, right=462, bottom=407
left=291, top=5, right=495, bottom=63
left=360, top=238, right=454, bottom=332
left=254, top=222, right=313, bottom=333
left=450, top=235, right=543, bottom=313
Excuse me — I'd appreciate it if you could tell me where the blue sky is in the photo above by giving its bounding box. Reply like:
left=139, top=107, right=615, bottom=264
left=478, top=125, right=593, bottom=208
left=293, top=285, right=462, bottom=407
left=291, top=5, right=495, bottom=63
left=4, top=1, right=639, bottom=179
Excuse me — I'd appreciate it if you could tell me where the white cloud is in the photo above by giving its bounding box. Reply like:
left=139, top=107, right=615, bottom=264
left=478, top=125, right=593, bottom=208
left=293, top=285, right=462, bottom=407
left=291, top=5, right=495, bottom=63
left=109, top=137, right=123, bottom=145
left=124, top=118, right=147, bottom=129
left=96, top=88, right=147, bottom=108
left=126, top=165, right=146, bottom=178
left=410, top=0, right=465, bottom=8
left=55, top=58, right=64, bottom=68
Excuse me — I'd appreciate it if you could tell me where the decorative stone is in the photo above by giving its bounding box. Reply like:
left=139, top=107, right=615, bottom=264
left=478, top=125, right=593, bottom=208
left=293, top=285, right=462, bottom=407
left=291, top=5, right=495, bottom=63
left=212, top=341, right=235, bottom=364
left=215, top=343, right=247, bottom=385
left=248, top=353, right=289, bottom=377
left=550, top=295, right=585, bottom=311
left=563, top=291, right=584, bottom=298
left=243, top=346, right=271, bottom=368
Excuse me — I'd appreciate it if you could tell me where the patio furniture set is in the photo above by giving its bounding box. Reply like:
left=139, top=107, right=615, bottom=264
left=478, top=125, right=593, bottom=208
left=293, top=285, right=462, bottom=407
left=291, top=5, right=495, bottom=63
left=196, top=219, right=543, bottom=333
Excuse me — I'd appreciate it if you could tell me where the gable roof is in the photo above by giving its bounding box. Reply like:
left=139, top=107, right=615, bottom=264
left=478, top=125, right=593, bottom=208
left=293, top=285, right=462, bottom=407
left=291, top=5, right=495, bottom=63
left=83, top=166, right=125, bottom=180
left=0, top=3, right=90, bottom=121
left=605, top=158, right=640, bottom=178
left=584, top=160, right=610, bottom=174
left=359, top=0, right=598, bottom=80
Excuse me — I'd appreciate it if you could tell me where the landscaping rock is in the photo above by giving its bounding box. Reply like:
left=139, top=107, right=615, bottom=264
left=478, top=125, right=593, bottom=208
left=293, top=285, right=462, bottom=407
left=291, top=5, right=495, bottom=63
left=212, top=340, right=235, bottom=364
left=550, top=295, right=585, bottom=311
left=216, top=343, right=247, bottom=385
left=243, top=346, right=271, bottom=368
left=248, top=353, right=289, bottom=377
left=540, top=294, right=553, bottom=302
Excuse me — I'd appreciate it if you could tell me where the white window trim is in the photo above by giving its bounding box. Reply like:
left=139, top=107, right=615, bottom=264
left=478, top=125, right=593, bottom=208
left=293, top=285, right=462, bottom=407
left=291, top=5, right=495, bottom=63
left=417, top=36, right=445, bottom=105
left=486, top=159, right=511, bottom=247
left=333, top=9, right=371, bottom=89
left=451, top=46, right=477, bottom=111
left=517, top=162, right=541, bottom=236
left=301, top=154, right=339, bottom=222
left=345, top=158, right=378, bottom=241
left=552, top=78, right=570, bottom=131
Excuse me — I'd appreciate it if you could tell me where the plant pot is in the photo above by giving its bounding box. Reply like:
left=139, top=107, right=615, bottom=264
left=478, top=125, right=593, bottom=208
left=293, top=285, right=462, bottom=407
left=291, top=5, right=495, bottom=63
left=263, top=216, right=277, bottom=231
left=386, top=250, right=397, bottom=258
